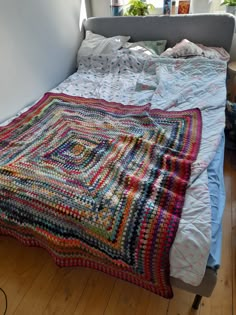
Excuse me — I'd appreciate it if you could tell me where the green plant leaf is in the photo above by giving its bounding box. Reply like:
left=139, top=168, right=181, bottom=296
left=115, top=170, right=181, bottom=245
left=124, top=0, right=154, bottom=16
left=221, top=0, right=236, bottom=5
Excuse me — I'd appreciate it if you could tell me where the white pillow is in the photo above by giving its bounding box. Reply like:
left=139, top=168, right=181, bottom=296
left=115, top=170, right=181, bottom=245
left=160, top=39, right=230, bottom=61
left=77, top=31, right=130, bottom=62
left=160, top=39, right=203, bottom=58
left=197, top=44, right=230, bottom=62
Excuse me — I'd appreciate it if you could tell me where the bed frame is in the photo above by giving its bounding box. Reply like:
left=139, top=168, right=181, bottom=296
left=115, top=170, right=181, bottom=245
left=82, top=13, right=235, bottom=310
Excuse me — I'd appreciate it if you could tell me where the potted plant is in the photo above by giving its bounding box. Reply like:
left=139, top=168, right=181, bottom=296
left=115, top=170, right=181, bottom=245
left=221, top=0, right=236, bottom=15
left=124, top=0, right=155, bottom=16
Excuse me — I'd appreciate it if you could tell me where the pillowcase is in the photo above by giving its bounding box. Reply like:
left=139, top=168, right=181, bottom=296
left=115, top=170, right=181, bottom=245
left=197, top=44, right=230, bottom=62
left=77, top=31, right=130, bottom=61
left=160, top=39, right=230, bottom=61
left=161, top=39, right=202, bottom=58
left=123, top=40, right=167, bottom=56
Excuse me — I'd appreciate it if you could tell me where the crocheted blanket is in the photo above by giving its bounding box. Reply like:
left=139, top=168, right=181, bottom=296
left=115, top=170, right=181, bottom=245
left=0, top=93, right=202, bottom=298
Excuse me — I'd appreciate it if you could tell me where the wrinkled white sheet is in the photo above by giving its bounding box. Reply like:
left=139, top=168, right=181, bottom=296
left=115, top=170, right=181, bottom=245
left=52, top=52, right=226, bottom=286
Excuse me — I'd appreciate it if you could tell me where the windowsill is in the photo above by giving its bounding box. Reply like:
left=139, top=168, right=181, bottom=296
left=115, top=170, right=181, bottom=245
left=148, top=8, right=226, bottom=15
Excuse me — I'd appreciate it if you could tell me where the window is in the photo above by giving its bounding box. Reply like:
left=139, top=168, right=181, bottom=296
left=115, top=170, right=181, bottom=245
left=123, top=0, right=225, bottom=14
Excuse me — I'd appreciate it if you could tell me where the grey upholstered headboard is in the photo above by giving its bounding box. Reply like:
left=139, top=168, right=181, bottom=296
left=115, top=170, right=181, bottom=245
left=83, top=14, right=235, bottom=52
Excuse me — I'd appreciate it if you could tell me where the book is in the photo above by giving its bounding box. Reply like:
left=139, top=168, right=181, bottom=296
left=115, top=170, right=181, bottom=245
left=178, top=0, right=190, bottom=14
left=163, top=0, right=171, bottom=15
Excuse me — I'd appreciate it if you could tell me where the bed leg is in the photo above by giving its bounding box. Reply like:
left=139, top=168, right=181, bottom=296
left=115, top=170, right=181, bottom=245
left=192, top=294, right=202, bottom=310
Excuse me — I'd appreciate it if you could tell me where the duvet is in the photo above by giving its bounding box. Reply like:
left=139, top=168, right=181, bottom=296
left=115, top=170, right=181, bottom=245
left=53, top=51, right=227, bottom=286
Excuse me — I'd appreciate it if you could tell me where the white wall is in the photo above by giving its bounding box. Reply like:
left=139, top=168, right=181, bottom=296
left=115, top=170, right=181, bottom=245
left=91, top=0, right=111, bottom=16
left=0, top=0, right=84, bottom=121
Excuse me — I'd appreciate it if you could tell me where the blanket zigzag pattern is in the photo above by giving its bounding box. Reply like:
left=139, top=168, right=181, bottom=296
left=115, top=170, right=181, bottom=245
left=0, top=93, right=202, bottom=298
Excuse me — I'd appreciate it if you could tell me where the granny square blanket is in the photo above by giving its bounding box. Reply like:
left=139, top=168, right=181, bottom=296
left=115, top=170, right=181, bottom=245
left=0, top=93, right=202, bottom=298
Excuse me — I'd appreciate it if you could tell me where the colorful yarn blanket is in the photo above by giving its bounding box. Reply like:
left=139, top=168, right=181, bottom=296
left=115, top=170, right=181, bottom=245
left=0, top=93, right=202, bottom=298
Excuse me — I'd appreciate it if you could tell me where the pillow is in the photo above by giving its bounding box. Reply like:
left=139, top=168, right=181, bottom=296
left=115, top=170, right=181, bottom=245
left=123, top=40, right=167, bottom=56
left=77, top=31, right=130, bottom=61
left=197, top=44, right=230, bottom=62
left=160, top=39, right=230, bottom=61
left=160, top=39, right=202, bottom=58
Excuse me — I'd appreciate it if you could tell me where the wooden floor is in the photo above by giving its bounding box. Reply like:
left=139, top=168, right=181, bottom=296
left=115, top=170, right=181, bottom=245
left=0, top=150, right=235, bottom=315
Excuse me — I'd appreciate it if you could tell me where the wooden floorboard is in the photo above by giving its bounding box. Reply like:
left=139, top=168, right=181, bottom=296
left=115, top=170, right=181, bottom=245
left=43, top=268, right=91, bottom=315
left=73, top=270, right=116, bottom=315
left=103, top=279, right=169, bottom=315
left=4, top=245, right=47, bottom=315
left=0, top=151, right=234, bottom=315
left=13, top=255, right=61, bottom=315
left=0, top=238, right=23, bottom=287
left=167, top=288, right=198, bottom=315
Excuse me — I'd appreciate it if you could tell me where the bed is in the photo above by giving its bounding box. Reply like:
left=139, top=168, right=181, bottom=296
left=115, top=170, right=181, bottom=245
left=0, top=13, right=235, bottom=310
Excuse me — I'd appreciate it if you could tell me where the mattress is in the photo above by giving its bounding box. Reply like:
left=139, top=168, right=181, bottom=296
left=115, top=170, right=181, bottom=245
left=0, top=51, right=226, bottom=287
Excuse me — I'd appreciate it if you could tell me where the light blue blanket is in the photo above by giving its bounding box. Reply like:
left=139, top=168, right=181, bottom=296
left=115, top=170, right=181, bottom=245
left=207, top=132, right=225, bottom=269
